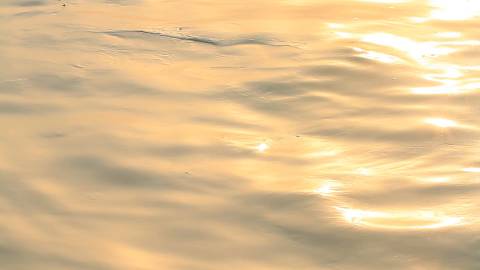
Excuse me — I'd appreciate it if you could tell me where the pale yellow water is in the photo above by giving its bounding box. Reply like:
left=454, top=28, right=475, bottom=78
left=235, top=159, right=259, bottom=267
left=1, top=0, right=480, bottom=269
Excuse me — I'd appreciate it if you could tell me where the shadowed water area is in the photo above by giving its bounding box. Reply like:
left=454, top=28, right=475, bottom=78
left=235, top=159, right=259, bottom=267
left=1, top=0, right=480, bottom=269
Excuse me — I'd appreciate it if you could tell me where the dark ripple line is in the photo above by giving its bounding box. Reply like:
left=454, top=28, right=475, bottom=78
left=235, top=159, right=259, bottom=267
left=96, top=30, right=296, bottom=48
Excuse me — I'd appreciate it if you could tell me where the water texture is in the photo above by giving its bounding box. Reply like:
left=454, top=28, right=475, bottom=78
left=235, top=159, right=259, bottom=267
left=1, top=0, right=480, bottom=269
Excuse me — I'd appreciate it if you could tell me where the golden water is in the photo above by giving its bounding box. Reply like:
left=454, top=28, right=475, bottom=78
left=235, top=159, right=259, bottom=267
left=1, top=0, right=480, bottom=269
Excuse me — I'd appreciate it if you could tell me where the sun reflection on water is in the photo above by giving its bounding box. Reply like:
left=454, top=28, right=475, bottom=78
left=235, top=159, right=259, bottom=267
left=429, top=0, right=480, bottom=21
left=352, top=47, right=402, bottom=63
left=358, top=30, right=480, bottom=96
left=256, top=142, right=270, bottom=153
left=462, top=167, right=480, bottom=173
left=361, top=33, right=455, bottom=63
left=426, top=177, right=450, bottom=183
left=423, top=118, right=457, bottom=128
left=313, top=180, right=343, bottom=197
left=336, top=207, right=464, bottom=230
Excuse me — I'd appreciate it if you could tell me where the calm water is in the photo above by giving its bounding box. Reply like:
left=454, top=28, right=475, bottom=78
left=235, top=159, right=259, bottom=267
left=1, top=0, right=480, bottom=269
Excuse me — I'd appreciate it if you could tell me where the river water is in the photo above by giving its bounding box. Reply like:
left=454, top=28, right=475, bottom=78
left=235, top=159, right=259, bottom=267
left=1, top=0, right=480, bottom=269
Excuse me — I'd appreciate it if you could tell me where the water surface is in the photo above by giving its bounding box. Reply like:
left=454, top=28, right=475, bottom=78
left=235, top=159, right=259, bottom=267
left=1, top=0, right=480, bottom=269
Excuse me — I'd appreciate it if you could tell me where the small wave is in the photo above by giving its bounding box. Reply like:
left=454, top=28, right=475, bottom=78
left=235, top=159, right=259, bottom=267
left=97, top=30, right=294, bottom=48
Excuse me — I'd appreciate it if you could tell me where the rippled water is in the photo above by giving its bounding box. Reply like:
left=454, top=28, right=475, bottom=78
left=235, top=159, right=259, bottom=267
left=1, top=0, right=480, bottom=269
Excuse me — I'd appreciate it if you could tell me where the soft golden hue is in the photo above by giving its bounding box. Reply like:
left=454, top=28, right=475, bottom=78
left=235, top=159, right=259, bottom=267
left=1, top=0, right=480, bottom=269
